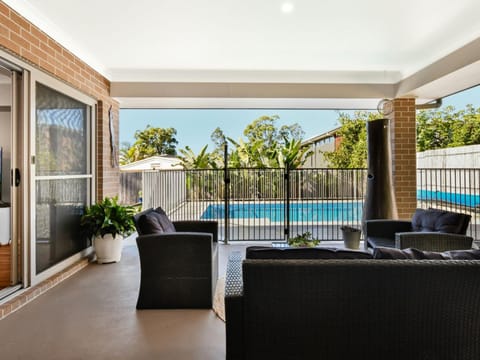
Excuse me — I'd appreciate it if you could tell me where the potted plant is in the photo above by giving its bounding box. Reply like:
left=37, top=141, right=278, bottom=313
left=287, top=231, right=320, bottom=247
left=341, top=225, right=361, bottom=249
left=81, top=196, right=136, bottom=264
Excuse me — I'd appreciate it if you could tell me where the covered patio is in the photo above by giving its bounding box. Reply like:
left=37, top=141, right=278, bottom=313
left=0, top=0, right=480, bottom=358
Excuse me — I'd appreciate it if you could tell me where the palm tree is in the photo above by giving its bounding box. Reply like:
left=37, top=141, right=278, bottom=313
left=178, top=145, right=218, bottom=169
left=276, top=138, right=313, bottom=169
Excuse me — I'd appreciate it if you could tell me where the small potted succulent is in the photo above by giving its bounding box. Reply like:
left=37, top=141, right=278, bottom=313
left=287, top=231, right=320, bottom=247
left=341, top=225, right=361, bottom=249
left=81, top=196, right=136, bottom=264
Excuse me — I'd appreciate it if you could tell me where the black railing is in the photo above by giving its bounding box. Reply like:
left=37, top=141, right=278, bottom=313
left=132, top=167, right=480, bottom=242
left=141, top=168, right=367, bottom=242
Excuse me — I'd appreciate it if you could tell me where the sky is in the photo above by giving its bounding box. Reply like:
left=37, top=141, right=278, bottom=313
left=119, top=85, right=480, bottom=154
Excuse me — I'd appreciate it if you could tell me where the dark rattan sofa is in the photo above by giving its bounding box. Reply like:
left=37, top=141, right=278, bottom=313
left=133, top=207, right=218, bottom=309
left=225, top=246, right=480, bottom=360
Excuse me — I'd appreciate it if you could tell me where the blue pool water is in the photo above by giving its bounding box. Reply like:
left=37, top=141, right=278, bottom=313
left=417, top=190, right=480, bottom=207
left=201, top=202, right=363, bottom=222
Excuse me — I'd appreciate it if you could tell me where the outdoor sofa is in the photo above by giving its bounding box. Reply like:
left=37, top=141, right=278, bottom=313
left=364, top=208, right=473, bottom=251
left=225, top=246, right=480, bottom=360
left=133, top=207, right=218, bottom=309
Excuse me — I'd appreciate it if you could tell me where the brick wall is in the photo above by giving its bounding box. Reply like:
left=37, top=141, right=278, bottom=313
left=387, top=98, right=417, bottom=219
left=0, top=2, right=119, bottom=200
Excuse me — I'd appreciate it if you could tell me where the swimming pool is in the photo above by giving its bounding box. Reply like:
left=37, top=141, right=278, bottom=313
left=417, top=190, right=480, bottom=207
left=201, top=201, right=363, bottom=222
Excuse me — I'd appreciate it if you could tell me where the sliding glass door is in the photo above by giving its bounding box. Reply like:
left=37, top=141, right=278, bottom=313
left=33, top=80, right=95, bottom=276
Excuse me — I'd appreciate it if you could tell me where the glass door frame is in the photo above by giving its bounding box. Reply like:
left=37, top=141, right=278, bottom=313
left=29, top=70, right=96, bottom=286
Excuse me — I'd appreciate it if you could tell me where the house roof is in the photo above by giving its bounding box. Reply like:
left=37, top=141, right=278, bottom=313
left=120, top=156, right=182, bottom=172
left=5, top=0, right=480, bottom=108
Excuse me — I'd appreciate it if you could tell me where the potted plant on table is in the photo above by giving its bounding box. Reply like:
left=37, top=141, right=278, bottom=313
left=287, top=231, right=320, bottom=247
left=341, top=225, right=361, bottom=249
left=81, top=196, right=136, bottom=264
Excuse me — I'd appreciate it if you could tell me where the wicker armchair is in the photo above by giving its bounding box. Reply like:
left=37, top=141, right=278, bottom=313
left=133, top=208, right=218, bottom=309
left=365, top=208, right=473, bottom=252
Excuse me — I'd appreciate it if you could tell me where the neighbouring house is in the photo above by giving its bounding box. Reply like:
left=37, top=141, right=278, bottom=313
left=301, top=127, right=341, bottom=168
left=120, top=155, right=182, bottom=172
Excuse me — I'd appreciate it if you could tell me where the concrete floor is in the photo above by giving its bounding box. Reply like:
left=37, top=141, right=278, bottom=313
left=0, top=237, right=248, bottom=360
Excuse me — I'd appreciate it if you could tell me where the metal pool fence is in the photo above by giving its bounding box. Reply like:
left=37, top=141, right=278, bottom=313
left=121, top=167, right=480, bottom=243
left=140, top=168, right=368, bottom=242
left=417, top=168, right=480, bottom=242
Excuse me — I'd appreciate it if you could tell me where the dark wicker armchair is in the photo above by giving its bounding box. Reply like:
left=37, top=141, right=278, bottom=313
left=133, top=208, right=218, bottom=309
left=365, top=208, right=473, bottom=252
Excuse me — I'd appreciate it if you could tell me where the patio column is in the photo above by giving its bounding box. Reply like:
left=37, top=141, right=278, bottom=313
left=386, top=98, right=417, bottom=219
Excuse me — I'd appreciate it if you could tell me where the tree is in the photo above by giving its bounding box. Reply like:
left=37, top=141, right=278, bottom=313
left=243, top=115, right=305, bottom=148
left=323, top=111, right=373, bottom=168
left=322, top=104, right=480, bottom=169
left=276, top=137, right=314, bottom=169
left=177, top=115, right=310, bottom=169
left=178, top=145, right=219, bottom=169
left=133, top=126, right=178, bottom=156
left=417, top=105, right=480, bottom=151
left=120, top=126, right=178, bottom=164
left=228, top=115, right=307, bottom=168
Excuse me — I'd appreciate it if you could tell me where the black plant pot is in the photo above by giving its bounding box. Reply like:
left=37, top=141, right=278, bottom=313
left=362, top=118, right=398, bottom=228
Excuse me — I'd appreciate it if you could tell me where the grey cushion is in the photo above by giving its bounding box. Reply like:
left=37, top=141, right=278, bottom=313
left=411, top=208, right=471, bottom=234
left=138, top=212, right=165, bottom=234
left=153, top=207, right=176, bottom=233
left=137, top=208, right=176, bottom=235
left=374, top=247, right=480, bottom=260
left=246, top=246, right=373, bottom=259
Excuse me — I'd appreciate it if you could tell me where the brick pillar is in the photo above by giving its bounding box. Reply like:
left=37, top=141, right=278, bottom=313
left=386, top=98, right=417, bottom=219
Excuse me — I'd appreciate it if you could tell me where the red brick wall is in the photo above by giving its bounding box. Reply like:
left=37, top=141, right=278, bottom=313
left=387, top=98, right=417, bottom=219
left=0, top=3, right=119, bottom=200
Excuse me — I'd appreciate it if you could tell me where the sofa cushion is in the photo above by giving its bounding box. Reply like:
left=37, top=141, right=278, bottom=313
left=153, top=207, right=176, bottom=233
left=246, top=246, right=373, bottom=260
left=411, top=208, right=471, bottom=234
left=373, top=247, right=438, bottom=259
left=373, top=247, right=480, bottom=260
left=137, top=212, right=164, bottom=234
left=367, top=236, right=395, bottom=249
left=442, top=249, right=480, bottom=260
left=137, top=208, right=176, bottom=235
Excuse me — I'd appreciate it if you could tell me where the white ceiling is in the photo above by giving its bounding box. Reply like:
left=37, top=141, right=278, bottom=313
left=4, top=0, right=480, bottom=107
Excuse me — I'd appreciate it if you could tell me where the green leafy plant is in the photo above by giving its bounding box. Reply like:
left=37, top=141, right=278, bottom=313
left=287, top=231, right=320, bottom=247
left=81, top=196, right=137, bottom=238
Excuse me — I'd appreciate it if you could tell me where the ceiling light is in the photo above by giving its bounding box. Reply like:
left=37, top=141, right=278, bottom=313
left=281, top=2, right=294, bottom=13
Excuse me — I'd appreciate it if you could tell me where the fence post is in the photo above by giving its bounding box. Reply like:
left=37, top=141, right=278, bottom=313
left=284, top=167, right=290, bottom=241
left=224, top=143, right=230, bottom=244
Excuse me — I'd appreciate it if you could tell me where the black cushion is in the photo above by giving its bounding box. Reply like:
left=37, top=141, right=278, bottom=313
left=411, top=208, right=471, bottom=234
left=246, top=246, right=373, bottom=260
left=138, top=212, right=165, bottom=234
left=374, top=247, right=480, bottom=260
left=153, top=207, right=176, bottom=233
left=442, top=249, right=480, bottom=260
left=367, top=236, right=395, bottom=248
left=137, top=209, right=176, bottom=235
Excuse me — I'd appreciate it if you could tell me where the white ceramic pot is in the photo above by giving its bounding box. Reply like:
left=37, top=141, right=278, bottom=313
left=94, top=233, right=123, bottom=264
left=342, top=230, right=361, bottom=250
